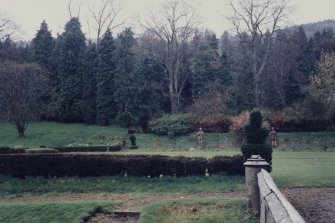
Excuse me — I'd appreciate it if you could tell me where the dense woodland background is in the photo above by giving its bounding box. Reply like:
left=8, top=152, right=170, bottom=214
left=0, top=0, right=335, bottom=136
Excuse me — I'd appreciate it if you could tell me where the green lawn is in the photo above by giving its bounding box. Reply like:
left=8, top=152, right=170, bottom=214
left=138, top=198, right=258, bottom=223
left=0, top=175, right=245, bottom=198
left=272, top=151, right=335, bottom=188
left=0, top=201, right=116, bottom=223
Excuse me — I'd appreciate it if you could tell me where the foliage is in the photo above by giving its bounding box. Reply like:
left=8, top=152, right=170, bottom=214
left=0, top=154, right=244, bottom=178
left=186, top=88, right=232, bottom=132
left=271, top=98, right=329, bottom=131
left=207, top=155, right=244, bottom=175
left=26, top=148, right=58, bottom=153
left=81, top=42, right=98, bottom=124
left=55, top=17, right=86, bottom=122
left=0, top=62, right=49, bottom=136
left=96, top=29, right=117, bottom=125
left=50, top=144, right=122, bottom=152
left=149, top=114, right=196, bottom=136
left=310, top=51, right=335, bottom=127
left=0, top=147, right=26, bottom=154
left=114, top=28, right=139, bottom=125
left=30, top=21, right=55, bottom=71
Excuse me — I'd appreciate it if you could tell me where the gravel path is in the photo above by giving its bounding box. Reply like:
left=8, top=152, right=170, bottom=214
left=283, top=188, right=335, bottom=223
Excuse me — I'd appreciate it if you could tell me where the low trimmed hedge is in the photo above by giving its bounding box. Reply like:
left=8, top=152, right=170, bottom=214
left=0, top=154, right=244, bottom=178
left=0, top=147, right=26, bottom=154
left=26, top=148, right=59, bottom=154
left=207, top=155, right=244, bottom=175
left=51, top=144, right=122, bottom=153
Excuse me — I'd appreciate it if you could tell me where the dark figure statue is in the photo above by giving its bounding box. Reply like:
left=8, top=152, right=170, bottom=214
left=241, top=111, right=273, bottom=170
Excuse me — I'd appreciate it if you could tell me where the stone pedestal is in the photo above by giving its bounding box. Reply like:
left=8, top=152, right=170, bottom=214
left=244, top=155, right=270, bottom=216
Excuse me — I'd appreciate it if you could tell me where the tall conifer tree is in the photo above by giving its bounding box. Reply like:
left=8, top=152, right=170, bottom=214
left=114, top=28, right=137, bottom=125
left=56, top=17, right=86, bottom=122
left=82, top=42, right=98, bottom=124
left=31, top=21, right=55, bottom=71
left=96, top=29, right=116, bottom=125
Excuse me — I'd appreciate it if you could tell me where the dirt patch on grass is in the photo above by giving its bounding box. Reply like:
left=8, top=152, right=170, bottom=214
left=87, top=212, right=140, bottom=223
left=284, top=188, right=335, bottom=223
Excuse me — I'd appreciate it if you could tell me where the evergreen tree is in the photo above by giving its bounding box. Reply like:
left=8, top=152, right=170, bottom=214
left=30, top=21, right=55, bottom=71
left=30, top=21, right=57, bottom=120
left=56, top=17, right=86, bottom=122
left=96, top=29, right=117, bottom=125
left=82, top=42, right=98, bottom=124
left=114, top=28, right=138, bottom=125
left=190, top=31, right=225, bottom=100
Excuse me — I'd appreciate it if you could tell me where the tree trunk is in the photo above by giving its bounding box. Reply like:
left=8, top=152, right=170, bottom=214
left=170, top=93, right=179, bottom=114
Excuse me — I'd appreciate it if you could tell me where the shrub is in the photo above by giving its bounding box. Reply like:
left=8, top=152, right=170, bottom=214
left=207, top=155, right=244, bottom=175
left=183, top=157, right=207, bottom=176
left=0, top=147, right=26, bottom=154
left=196, top=114, right=232, bottom=133
left=149, top=114, right=196, bottom=136
left=271, top=99, right=329, bottom=131
left=0, top=154, right=244, bottom=178
left=26, top=148, right=58, bottom=153
left=51, top=144, right=122, bottom=152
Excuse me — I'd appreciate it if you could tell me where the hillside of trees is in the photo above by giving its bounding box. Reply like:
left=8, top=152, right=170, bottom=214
left=0, top=0, right=335, bottom=136
left=292, top=20, right=335, bottom=38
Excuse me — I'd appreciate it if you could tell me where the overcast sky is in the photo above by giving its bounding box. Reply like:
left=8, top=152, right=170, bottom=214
left=1, top=0, right=335, bottom=40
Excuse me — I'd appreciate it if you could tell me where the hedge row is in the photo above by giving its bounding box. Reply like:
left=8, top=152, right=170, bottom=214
left=0, top=144, right=122, bottom=154
left=0, top=154, right=244, bottom=178
left=50, top=144, right=122, bottom=152
left=0, top=147, right=26, bottom=154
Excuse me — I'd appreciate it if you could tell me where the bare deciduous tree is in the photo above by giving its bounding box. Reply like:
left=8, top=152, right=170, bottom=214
left=86, top=0, right=124, bottom=43
left=67, top=0, right=84, bottom=19
left=140, top=0, right=198, bottom=113
left=0, top=62, right=48, bottom=137
left=0, top=12, right=17, bottom=41
left=228, top=0, right=292, bottom=106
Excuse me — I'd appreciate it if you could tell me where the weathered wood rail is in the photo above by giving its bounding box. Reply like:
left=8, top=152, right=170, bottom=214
left=244, top=155, right=305, bottom=223
left=258, top=169, right=305, bottom=223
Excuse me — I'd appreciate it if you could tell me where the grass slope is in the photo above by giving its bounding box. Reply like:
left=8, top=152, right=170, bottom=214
left=138, top=198, right=258, bottom=223
left=0, top=201, right=115, bottom=223
left=1, top=122, right=335, bottom=151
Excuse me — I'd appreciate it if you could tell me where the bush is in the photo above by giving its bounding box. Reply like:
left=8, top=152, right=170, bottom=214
left=149, top=114, right=196, bottom=136
left=26, top=148, right=58, bottom=154
left=51, top=144, right=122, bottom=152
left=0, top=154, right=244, bottom=178
left=271, top=100, right=329, bottom=132
left=0, top=147, right=26, bottom=154
left=196, top=114, right=232, bottom=133
left=207, top=155, right=244, bottom=175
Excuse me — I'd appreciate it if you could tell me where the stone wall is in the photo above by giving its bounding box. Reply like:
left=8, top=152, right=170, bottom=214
left=257, top=169, right=305, bottom=223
